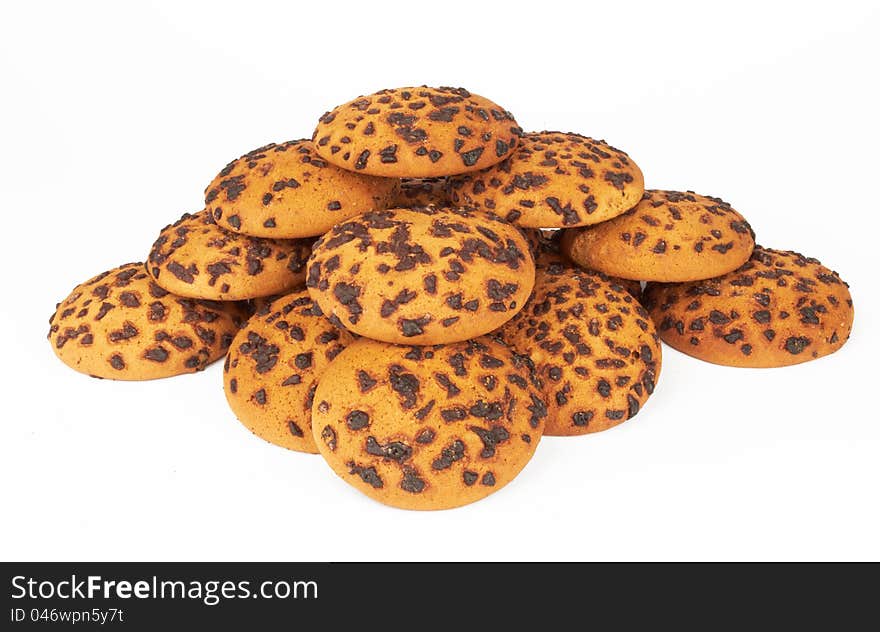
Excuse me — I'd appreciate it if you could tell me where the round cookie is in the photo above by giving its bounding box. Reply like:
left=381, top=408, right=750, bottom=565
left=447, top=131, right=644, bottom=228
left=147, top=210, right=312, bottom=300
left=311, top=336, right=547, bottom=510
left=223, top=290, right=356, bottom=453
left=560, top=190, right=755, bottom=282
left=204, top=139, right=398, bottom=239
left=388, top=177, right=451, bottom=208
left=498, top=267, right=661, bottom=435
left=312, top=86, right=521, bottom=178
left=48, top=262, right=246, bottom=380
left=642, top=246, right=854, bottom=367
left=306, top=207, right=535, bottom=344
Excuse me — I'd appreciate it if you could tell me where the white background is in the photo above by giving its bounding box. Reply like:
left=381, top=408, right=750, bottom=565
left=1, top=0, right=878, bottom=561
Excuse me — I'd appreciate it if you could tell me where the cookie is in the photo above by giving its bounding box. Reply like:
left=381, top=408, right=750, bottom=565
left=147, top=210, right=312, bottom=300
left=312, top=86, right=521, bottom=178
left=498, top=266, right=660, bottom=435
left=560, top=190, right=755, bottom=282
left=306, top=207, right=535, bottom=344
left=388, top=177, right=451, bottom=207
left=205, top=139, right=398, bottom=239
left=48, top=262, right=246, bottom=380
left=311, top=336, right=546, bottom=510
left=642, top=246, right=854, bottom=367
left=447, top=131, right=644, bottom=228
left=223, top=290, right=356, bottom=453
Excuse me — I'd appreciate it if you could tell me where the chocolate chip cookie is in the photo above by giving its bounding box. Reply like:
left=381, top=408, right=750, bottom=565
left=306, top=207, right=535, bottom=344
left=312, top=86, right=521, bottom=177
left=147, top=210, right=312, bottom=300
left=311, top=336, right=546, bottom=510
left=447, top=131, right=644, bottom=228
left=49, top=262, right=246, bottom=380
left=642, top=246, right=853, bottom=367
left=560, top=190, right=755, bottom=281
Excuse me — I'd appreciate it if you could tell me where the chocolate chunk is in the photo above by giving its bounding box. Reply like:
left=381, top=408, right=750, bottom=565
left=415, top=428, right=436, bottom=444
left=469, top=424, right=510, bottom=458
left=357, top=370, right=377, bottom=392
left=431, top=439, right=466, bottom=470
left=348, top=462, right=383, bottom=488
left=460, top=147, right=484, bottom=167
left=354, top=150, right=370, bottom=170
left=400, top=316, right=431, bottom=337
left=572, top=411, right=593, bottom=427
left=400, top=468, right=426, bottom=494
left=365, top=436, right=412, bottom=462
left=346, top=410, right=370, bottom=430
left=389, top=364, right=420, bottom=409
left=321, top=426, right=337, bottom=451
left=784, top=336, right=811, bottom=354
left=144, top=347, right=169, bottom=362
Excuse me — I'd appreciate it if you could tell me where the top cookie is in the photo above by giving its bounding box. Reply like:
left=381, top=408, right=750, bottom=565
left=147, top=210, right=312, bottom=300
left=642, top=246, right=854, bottom=367
left=447, top=131, right=644, bottom=228
left=306, top=207, right=535, bottom=345
left=205, top=140, right=398, bottom=239
left=560, top=190, right=755, bottom=282
left=312, top=86, right=522, bottom=178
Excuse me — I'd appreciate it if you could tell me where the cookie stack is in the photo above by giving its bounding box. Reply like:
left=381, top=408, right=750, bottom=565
left=48, top=85, right=855, bottom=511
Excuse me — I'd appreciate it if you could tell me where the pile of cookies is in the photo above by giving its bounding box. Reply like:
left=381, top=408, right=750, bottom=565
left=48, top=86, right=855, bottom=510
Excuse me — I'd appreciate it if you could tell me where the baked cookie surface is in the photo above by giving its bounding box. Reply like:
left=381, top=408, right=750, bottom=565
left=498, top=267, right=660, bottom=435
left=48, top=262, right=246, bottom=380
left=560, top=190, right=755, bottom=282
left=205, top=139, right=398, bottom=239
left=388, top=177, right=451, bottom=208
left=147, top=210, right=312, bottom=300
left=224, top=290, right=356, bottom=453
left=312, top=86, right=521, bottom=177
left=306, top=207, right=535, bottom=344
left=447, top=131, right=644, bottom=228
left=311, top=336, right=546, bottom=510
left=642, top=246, right=853, bottom=367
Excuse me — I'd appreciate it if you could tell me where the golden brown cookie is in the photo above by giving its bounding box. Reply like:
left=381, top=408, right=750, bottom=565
left=388, top=177, right=451, bottom=207
left=312, top=86, right=521, bottom=178
left=147, top=210, right=312, bottom=300
left=560, top=190, right=755, bottom=282
left=223, top=290, right=356, bottom=453
left=498, top=267, right=660, bottom=435
left=306, top=207, right=535, bottom=344
left=447, top=131, right=644, bottom=228
left=48, top=262, right=246, bottom=380
left=642, top=246, right=854, bottom=367
left=204, top=140, right=398, bottom=239
left=311, top=336, right=546, bottom=510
